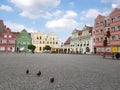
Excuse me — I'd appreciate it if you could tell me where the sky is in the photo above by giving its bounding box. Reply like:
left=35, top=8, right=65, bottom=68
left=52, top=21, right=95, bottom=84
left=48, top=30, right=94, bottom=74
left=0, top=0, right=120, bottom=43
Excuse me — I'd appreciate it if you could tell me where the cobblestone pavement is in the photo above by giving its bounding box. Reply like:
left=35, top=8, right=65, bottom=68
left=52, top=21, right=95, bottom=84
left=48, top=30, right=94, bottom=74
left=0, top=53, right=120, bottom=90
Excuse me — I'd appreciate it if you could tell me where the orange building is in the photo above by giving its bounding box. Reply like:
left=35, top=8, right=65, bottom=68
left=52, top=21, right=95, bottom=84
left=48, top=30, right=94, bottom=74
left=93, top=8, right=120, bottom=55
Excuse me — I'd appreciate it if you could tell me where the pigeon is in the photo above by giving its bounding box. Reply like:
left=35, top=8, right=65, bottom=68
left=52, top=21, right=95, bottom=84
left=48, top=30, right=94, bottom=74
left=50, top=77, right=54, bottom=83
left=26, top=69, right=29, bottom=74
left=37, top=71, right=41, bottom=76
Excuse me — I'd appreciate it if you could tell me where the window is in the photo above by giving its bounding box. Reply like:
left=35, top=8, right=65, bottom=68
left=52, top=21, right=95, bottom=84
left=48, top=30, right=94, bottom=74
left=39, top=47, right=41, bottom=51
left=4, top=35, right=7, bottom=38
left=100, top=21, right=103, bottom=25
left=96, top=38, right=99, bottom=42
left=111, top=36, right=116, bottom=40
left=56, top=42, right=58, bottom=44
left=118, top=26, right=120, bottom=30
left=9, top=35, right=12, bottom=38
left=111, top=27, right=115, bottom=32
left=96, top=30, right=99, bottom=34
left=39, top=41, right=41, bottom=44
left=9, top=40, right=15, bottom=44
left=111, top=18, right=115, bottom=23
left=100, top=29, right=103, bottom=34
left=96, top=23, right=99, bottom=26
left=101, top=37, right=103, bottom=41
left=37, top=36, right=39, bottom=39
left=118, top=35, right=120, bottom=40
left=2, top=40, right=7, bottom=44
left=8, top=46, right=13, bottom=51
left=0, top=46, right=5, bottom=51
left=93, top=38, right=95, bottom=42
left=40, top=36, right=41, bottom=39
left=118, top=16, right=120, bottom=21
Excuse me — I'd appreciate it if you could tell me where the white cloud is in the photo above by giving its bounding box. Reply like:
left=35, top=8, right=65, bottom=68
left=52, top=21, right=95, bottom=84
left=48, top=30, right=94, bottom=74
left=112, top=4, right=119, bottom=8
left=4, top=21, right=36, bottom=33
left=63, top=10, right=77, bottom=19
left=46, top=18, right=78, bottom=30
left=10, top=0, right=61, bottom=19
left=101, top=0, right=120, bottom=8
left=0, top=5, right=13, bottom=12
left=45, top=10, right=79, bottom=30
left=80, top=8, right=111, bottom=20
left=81, top=9, right=101, bottom=20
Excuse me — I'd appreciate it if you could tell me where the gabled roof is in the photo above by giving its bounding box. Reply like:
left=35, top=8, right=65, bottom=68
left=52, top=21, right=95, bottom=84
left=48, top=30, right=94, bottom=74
left=78, top=31, right=82, bottom=35
left=0, top=20, right=4, bottom=25
left=95, top=14, right=105, bottom=22
left=64, top=37, right=71, bottom=45
left=87, top=26, right=93, bottom=33
left=109, top=8, right=120, bottom=17
left=12, top=32, right=20, bottom=38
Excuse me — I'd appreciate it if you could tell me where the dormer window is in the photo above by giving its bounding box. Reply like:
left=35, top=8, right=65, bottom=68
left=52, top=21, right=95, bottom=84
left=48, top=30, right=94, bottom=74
left=4, top=35, right=7, bottom=38
left=9, top=35, right=11, bottom=38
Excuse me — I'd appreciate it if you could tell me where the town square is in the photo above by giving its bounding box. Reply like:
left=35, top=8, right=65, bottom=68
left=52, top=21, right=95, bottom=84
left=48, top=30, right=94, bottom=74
left=0, top=53, right=120, bottom=90
left=0, top=0, right=120, bottom=90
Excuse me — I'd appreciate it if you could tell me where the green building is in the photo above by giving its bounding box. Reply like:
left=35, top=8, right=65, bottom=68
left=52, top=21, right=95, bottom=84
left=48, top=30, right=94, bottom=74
left=16, top=29, right=32, bottom=52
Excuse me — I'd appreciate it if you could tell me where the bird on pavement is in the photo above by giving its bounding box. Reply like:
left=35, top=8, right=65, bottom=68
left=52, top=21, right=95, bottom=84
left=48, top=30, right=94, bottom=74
left=50, top=77, right=54, bottom=83
left=26, top=69, right=29, bottom=74
left=37, top=71, right=41, bottom=76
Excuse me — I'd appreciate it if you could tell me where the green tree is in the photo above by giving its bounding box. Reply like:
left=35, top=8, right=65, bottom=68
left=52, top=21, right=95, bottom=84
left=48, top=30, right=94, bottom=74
left=28, top=44, right=36, bottom=53
left=43, top=45, right=51, bottom=51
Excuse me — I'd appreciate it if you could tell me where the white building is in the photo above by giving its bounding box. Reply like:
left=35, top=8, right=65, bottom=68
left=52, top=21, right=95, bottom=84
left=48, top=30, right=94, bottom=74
left=64, top=25, right=93, bottom=54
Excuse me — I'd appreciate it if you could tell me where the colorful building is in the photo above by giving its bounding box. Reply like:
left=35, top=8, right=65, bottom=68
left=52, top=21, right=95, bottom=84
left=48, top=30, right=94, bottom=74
left=0, top=20, right=6, bottom=35
left=63, top=25, right=93, bottom=54
left=0, top=28, right=16, bottom=52
left=31, top=31, right=60, bottom=52
left=93, top=8, right=120, bottom=54
left=16, top=29, right=32, bottom=52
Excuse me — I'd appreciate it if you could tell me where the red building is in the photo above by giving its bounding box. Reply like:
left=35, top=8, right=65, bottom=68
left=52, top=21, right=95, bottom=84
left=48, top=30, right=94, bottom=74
left=0, top=20, right=6, bottom=35
left=0, top=28, right=16, bottom=52
left=93, top=8, right=120, bottom=55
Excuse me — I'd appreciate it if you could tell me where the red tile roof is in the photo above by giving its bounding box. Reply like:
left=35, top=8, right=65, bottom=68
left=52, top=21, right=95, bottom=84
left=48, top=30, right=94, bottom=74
left=78, top=31, right=82, bottom=35
left=110, top=8, right=120, bottom=17
left=0, top=20, right=3, bottom=25
left=64, top=37, right=71, bottom=45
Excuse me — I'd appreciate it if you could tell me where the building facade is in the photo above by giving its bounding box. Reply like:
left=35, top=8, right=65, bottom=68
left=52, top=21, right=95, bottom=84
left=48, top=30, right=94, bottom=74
left=63, top=37, right=71, bottom=53
left=63, top=25, right=93, bottom=54
left=16, top=29, right=32, bottom=52
left=32, top=31, right=60, bottom=52
left=93, top=8, right=120, bottom=55
left=70, top=25, right=93, bottom=54
left=0, top=28, right=16, bottom=52
left=0, top=20, right=6, bottom=36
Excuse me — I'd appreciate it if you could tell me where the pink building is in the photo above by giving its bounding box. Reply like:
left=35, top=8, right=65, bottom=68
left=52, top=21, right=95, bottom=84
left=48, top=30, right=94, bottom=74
left=0, top=28, right=16, bottom=52
left=93, top=8, right=120, bottom=55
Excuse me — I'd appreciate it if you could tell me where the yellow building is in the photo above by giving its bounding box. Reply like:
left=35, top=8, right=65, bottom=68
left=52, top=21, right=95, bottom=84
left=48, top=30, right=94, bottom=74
left=31, top=31, right=60, bottom=52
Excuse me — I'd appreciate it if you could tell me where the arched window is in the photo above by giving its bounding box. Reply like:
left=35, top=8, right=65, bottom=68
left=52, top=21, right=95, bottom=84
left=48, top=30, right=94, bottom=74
left=39, top=47, right=41, bottom=51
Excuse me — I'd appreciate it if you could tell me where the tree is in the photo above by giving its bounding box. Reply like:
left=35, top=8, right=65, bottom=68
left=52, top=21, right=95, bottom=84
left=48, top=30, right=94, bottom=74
left=43, top=45, right=51, bottom=51
left=28, top=44, right=36, bottom=53
left=86, top=47, right=90, bottom=52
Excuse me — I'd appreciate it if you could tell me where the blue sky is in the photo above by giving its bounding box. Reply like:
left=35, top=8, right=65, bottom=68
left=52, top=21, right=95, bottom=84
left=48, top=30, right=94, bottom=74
left=0, top=0, right=120, bottom=43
